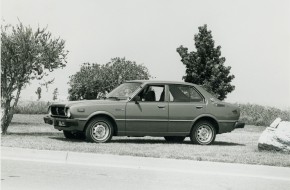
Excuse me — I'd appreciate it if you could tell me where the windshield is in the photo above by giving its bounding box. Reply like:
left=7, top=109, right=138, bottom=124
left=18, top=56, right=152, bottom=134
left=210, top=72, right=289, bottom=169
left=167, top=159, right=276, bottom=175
left=106, top=82, right=142, bottom=99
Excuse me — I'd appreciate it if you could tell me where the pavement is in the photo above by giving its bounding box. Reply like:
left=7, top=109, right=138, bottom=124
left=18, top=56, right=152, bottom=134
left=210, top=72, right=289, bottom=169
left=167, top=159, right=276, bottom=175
left=2, top=146, right=290, bottom=180
left=2, top=147, right=290, bottom=190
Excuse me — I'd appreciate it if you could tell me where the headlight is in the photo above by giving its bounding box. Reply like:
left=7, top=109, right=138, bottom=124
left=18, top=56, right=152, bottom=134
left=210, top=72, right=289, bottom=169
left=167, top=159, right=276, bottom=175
left=66, top=108, right=71, bottom=118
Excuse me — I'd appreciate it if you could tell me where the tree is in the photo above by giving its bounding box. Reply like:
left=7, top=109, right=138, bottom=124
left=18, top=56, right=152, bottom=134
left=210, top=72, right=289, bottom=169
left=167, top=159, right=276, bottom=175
left=35, top=87, right=42, bottom=100
left=177, top=24, right=235, bottom=100
left=52, top=88, right=59, bottom=101
left=1, top=22, right=68, bottom=134
left=40, top=78, right=55, bottom=92
left=68, top=57, right=151, bottom=100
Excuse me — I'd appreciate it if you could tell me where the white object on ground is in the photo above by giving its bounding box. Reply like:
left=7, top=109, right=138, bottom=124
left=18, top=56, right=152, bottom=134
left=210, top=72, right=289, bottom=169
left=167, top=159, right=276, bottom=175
left=258, top=119, right=290, bottom=152
left=270, top=118, right=281, bottom=128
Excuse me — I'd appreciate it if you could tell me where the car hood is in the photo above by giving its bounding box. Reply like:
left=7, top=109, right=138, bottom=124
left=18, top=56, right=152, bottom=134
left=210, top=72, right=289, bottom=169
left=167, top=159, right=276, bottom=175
left=51, top=99, right=127, bottom=107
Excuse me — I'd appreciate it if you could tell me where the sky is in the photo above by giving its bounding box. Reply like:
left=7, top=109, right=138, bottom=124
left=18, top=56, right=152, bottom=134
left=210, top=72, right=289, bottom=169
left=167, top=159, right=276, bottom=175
left=2, top=0, right=290, bottom=109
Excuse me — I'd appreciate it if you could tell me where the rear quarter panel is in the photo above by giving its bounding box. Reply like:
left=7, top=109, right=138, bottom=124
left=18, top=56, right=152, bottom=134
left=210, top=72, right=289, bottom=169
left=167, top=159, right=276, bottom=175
left=194, top=85, right=240, bottom=134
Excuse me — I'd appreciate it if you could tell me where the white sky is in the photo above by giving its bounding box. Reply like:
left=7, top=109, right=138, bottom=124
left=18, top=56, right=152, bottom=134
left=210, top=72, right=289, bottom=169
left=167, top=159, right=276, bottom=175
left=2, top=0, right=290, bottom=109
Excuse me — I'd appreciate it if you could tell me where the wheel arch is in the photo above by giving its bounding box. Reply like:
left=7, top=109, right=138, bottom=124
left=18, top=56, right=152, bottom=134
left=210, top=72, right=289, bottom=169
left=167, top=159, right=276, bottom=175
left=84, top=112, right=118, bottom=136
left=191, top=115, right=219, bottom=134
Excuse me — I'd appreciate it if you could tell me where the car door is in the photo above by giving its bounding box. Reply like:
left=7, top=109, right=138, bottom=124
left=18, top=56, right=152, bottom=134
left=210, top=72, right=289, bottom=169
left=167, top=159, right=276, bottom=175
left=168, top=84, right=205, bottom=134
left=125, top=84, right=168, bottom=135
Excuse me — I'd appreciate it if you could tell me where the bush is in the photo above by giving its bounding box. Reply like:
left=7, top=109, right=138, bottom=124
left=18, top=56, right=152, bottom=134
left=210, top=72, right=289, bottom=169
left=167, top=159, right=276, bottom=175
left=14, top=101, right=52, bottom=114
left=238, top=103, right=290, bottom=126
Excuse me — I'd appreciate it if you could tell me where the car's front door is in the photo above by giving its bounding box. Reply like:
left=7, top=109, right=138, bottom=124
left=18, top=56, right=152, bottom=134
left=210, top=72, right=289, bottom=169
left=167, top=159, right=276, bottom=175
left=125, top=84, right=168, bottom=135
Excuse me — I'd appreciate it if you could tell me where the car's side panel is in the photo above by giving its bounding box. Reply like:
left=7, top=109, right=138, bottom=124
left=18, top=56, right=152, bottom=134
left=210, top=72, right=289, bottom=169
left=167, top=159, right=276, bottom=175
left=125, top=101, right=168, bottom=135
left=115, top=120, right=126, bottom=135
left=76, top=103, right=127, bottom=132
left=82, top=110, right=126, bottom=134
left=168, top=102, right=205, bottom=133
left=70, top=102, right=126, bottom=119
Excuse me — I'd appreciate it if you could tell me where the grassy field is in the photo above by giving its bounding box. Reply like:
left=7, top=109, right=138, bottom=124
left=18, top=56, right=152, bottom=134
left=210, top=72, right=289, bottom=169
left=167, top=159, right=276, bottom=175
left=1, top=114, right=290, bottom=167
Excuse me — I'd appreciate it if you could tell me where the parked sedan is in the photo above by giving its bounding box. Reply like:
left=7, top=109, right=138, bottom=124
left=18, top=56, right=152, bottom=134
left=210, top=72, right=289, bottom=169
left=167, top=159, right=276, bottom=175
left=44, top=80, right=244, bottom=145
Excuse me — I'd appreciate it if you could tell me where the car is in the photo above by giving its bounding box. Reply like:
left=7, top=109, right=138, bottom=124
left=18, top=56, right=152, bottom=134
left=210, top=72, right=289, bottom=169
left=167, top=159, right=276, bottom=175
left=44, top=80, right=245, bottom=145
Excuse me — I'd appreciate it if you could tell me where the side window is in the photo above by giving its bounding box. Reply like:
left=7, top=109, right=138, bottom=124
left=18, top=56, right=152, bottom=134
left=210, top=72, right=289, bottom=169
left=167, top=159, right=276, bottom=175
left=169, top=85, right=203, bottom=102
left=189, top=87, right=203, bottom=102
left=169, top=85, right=190, bottom=102
left=138, top=85, right=165, bottom=102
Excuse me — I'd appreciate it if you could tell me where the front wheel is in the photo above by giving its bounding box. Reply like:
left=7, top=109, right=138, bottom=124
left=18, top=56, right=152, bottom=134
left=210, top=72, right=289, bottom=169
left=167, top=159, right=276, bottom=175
left=85, top=117, right=114, bottom=143
left=190, top=120, right=216, bottom=145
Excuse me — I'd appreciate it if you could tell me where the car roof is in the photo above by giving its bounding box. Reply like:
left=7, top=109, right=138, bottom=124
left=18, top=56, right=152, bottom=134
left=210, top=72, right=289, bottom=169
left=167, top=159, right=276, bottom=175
left=126, top=80, right=197, bottom=86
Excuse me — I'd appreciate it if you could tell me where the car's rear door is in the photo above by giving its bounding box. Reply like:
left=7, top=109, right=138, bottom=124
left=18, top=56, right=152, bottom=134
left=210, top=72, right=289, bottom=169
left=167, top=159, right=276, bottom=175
left=168, top=84, right=205, bottom=134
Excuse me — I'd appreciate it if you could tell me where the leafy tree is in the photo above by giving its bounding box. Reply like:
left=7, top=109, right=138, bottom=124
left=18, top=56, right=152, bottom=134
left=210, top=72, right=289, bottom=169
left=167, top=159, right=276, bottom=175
left=52, top=88, right=59, bottom=101
left=35, top=87, right=42, bottom=100
left=177, top=24, right=235, bottom=100
left=68, top=63, right=102, bottom=100
left=68, top=57, right=151, bottom=100
left=1, top=22, right=68, bottom=134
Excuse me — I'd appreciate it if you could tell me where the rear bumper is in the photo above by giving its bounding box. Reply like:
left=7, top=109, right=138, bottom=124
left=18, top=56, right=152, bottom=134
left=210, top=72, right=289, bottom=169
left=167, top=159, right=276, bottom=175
left=43, top=116, right=85, bottom=131
left=218, top=120, right=245, bottom=134
left=234, top=121, right=245, bottom=129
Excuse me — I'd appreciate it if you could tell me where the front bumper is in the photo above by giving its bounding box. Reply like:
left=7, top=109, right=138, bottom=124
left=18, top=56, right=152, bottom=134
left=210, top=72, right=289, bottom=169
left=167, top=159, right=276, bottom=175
left=43, top=116, right=85, bottom=131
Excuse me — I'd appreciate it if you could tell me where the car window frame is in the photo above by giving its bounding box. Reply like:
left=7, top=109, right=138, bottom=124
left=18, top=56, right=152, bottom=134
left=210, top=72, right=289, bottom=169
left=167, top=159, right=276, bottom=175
left=130, top=83, right=168, bottom=103
left=168, top=84, right=205, bottom=103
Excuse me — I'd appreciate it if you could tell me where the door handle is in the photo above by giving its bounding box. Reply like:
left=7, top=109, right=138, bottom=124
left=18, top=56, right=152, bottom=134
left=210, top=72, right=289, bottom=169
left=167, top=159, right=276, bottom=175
left=158, top=105, right=166, bottom=108
left=196, top=106, right=203, bottom=109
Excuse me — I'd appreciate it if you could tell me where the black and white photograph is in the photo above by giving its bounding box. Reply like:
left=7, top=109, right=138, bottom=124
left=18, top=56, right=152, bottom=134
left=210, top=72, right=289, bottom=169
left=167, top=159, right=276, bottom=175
left=1, top=0, right=290, bottom=189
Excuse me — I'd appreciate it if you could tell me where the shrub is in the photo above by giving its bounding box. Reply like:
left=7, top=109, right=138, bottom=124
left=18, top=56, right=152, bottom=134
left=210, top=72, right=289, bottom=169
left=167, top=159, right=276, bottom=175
left=14, top=101, right=52, bottom=114
left=238, top=103, right=290, bottom=126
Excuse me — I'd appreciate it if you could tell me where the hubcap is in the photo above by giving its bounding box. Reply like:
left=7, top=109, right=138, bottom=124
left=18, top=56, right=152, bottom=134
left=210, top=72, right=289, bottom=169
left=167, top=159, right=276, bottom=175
left=196, top=124, right=213, bottom=143
left=91, top=122, right=110, bottom=141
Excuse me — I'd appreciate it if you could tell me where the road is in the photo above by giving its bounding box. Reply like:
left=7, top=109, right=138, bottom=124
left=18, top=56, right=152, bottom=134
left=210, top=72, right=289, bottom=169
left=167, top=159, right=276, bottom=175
left=2, top=147, right=290, bottom=190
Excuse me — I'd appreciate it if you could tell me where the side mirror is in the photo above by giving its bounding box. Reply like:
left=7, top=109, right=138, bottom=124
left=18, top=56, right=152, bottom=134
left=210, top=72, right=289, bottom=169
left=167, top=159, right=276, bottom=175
left=132, top=96, right=141, bottom=104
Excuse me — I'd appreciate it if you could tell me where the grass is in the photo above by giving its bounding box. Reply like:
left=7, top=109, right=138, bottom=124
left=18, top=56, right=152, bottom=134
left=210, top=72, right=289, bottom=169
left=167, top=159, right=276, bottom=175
left=2, top=114, right=290, bottom=167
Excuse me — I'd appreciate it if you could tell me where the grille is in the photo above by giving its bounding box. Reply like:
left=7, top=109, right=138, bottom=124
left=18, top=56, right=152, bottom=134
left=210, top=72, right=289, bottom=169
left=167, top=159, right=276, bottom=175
left=51, top=106, right=66, bottom=117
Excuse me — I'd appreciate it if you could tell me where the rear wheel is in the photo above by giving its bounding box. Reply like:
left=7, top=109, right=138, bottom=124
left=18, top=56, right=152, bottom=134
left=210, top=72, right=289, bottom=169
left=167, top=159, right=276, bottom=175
left=63, top=131, right=85, bottom=140
left=85, top=117, right=114, bottom=143
left=164, top=136, right=185, bottom=143
left=190, top=120, right=216, bottom=145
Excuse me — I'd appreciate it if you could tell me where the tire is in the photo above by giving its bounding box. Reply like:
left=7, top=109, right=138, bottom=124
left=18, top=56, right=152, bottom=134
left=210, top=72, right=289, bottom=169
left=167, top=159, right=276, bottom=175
left=85, top=117, right=114, bottom=143
left=190, top=120, right=216, bottom=145
left=164, top=136, right=185, bottom=143
left=63, top=131, right=85, bottom=140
